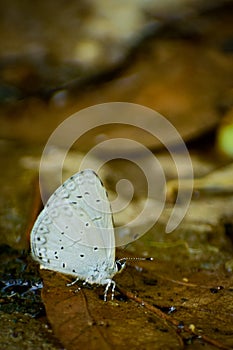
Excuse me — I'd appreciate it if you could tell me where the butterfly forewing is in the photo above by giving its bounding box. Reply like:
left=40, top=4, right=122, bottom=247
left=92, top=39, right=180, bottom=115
left=30, top=169, right=116, bottom=279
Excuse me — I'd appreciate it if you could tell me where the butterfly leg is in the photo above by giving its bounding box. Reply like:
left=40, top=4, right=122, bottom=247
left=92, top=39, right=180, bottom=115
left=111, top=281, right=116, bottom=300
left=67, top=277, right=79, bottom=287
left=104, top=279, right=115, bottom=301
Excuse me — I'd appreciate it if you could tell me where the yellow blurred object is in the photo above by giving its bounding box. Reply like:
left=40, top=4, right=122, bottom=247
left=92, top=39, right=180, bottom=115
left=217, top=108, right=233, bottom=158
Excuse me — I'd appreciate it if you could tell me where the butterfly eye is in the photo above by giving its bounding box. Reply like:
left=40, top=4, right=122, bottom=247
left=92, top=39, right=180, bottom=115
left=116, top=260, right=126, bottom=273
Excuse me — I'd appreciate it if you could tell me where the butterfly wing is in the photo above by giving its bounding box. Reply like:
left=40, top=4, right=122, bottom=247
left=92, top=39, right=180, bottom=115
left=30, top=169, right=116, bottom=282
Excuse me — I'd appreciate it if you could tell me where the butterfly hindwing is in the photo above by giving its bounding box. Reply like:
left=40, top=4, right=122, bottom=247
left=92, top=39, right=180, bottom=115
left=30, top=169, right=116, bottom=281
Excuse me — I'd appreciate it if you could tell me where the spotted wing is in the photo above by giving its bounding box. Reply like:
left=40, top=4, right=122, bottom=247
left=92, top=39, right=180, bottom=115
left=30, top=169, right=116, bottom=280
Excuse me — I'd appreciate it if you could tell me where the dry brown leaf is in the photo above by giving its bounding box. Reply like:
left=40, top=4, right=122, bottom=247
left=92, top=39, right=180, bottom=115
left=41, top=268, right=181, bottom=350
left=41, top=259, right=233, bottom=350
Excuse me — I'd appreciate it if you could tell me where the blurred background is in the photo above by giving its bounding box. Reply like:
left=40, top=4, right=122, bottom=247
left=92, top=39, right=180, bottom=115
left=0, top=0, right=232, bottom=146
left=0, top=0, right=232, bottom=244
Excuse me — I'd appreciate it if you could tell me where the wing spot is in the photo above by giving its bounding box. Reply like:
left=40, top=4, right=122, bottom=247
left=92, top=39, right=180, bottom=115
left=72, top=201, right=77, bottom=204
left=85, top=191, right=90, bottom=195
left=72, top=269, right=76, bottom=273
left=80, top=254, right=85, bottom=258
left=62, top=263, right=66, bottom=268
left=85, top=222, right=89, bottom=227
left=93, top=247, right=98, bottom=251
left=96, top=199, right=100, bottom=203
left=92, top=216, right=102, bottom=221
left=61, top=246, right=64, bottom=250
left=77, top=195, right=82, bottom=198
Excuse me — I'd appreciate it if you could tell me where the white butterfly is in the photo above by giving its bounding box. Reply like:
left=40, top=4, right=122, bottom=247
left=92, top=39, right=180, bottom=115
left=30, top=169, right=126, bottom=301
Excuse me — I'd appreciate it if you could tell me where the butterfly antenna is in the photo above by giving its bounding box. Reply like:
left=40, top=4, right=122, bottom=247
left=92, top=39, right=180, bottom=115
left=118, top=257, right=153, bottom=263
left=116, top=257, right=153, bottom=273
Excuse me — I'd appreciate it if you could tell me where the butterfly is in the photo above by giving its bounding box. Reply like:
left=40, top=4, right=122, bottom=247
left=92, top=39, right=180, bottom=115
left=30, top=169, right=127, bottom=301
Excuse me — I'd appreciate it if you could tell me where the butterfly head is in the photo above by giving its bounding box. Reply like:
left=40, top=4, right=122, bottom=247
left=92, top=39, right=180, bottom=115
left=115, top=257, right=153, bottom=274
left=115, top=259, right=127, bottom=274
